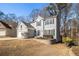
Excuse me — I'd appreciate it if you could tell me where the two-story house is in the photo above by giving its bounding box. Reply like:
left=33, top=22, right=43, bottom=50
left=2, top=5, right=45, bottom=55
left=31, top=15, right=60, bottom=42
left=17, top=14, right=60, bottom=42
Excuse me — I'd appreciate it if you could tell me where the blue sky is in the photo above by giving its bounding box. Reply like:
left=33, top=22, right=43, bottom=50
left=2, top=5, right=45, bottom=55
left=0, top=3, right=48, bottom=17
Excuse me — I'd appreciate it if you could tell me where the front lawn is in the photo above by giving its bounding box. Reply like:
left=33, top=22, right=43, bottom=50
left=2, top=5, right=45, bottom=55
left=72, top=46, right=79, bottom=56
left=0, top=40, right=47, bottom=56
left=0, top=38, right=73, bottom=56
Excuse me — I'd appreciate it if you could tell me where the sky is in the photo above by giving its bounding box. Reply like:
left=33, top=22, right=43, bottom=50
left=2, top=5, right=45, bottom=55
left=0, top=3, right=48, bottom=17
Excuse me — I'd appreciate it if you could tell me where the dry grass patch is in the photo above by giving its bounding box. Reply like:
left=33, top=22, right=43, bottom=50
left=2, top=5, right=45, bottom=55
left=72, top=46, right=79, bottom=56
left=0, top=39, right=72, bottom=56
left=0, top=40, right=49, bottom=56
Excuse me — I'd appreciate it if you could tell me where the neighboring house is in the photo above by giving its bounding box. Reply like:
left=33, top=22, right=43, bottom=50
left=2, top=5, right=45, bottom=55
left=3, top=20, right=17, bottom=37
left=31, top=15, right=60, bottom=42
left=0, top=21, right=12, bottom=37
left=17, top=21, right=35, bottom=38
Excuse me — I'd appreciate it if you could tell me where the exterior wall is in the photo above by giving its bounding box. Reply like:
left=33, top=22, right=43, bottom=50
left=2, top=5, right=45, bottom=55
left=6, top=29, right=11, bottom=36
left=44, top=17, right=57, bottom=39
left=0, top=22, right=7, bottom=37
left=0, top=28, right=13, bottom=37
left=31, top=15, right=60, bottom=41
left=33, top=16, right=44, bottom=37
left=6, top=28, right=17, bottom=37
left=11, top=28, right=17, bottom=37
left=0, top=22, right=17, bottom=37
left=17, top=22, right=28, bottom=38
left=36, top=20, right=44, bottom=37
left=28, top=29, right=35, bottom=38
left=31, top=16, right=58, bottom=39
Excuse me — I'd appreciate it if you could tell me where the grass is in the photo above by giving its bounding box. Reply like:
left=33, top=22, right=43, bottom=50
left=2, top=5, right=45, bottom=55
left=0, top=40, right=47, bottom=56
left=0, top=38, right=73, bottom=56
left=72, top=46, right=79, bottom=56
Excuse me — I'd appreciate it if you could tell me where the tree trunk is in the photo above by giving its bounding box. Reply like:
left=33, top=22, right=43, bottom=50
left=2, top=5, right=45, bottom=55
left=56, top=10, right=61, bottom=42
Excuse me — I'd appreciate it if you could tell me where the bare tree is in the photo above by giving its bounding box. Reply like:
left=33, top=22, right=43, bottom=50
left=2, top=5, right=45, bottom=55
left=29, top=9, right=40, bottom=21
left=61, top=4, right=72, bottom=36
left=0, top=11, right=5, bottom=20
left=45, top=3, right=68, bottom=41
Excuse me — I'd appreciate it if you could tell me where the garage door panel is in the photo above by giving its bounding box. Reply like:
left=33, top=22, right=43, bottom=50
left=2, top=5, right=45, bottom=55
left=0, top=30, right=6, bottom=36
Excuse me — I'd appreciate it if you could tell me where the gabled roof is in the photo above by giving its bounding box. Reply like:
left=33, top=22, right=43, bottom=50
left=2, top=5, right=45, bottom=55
left=22, top=21, right=34, bottom=29
left=0, top=20, right=12, bottom=29
left=30, top=14, right=57, bottom=23
left=2, top=20, right=18, bottom=29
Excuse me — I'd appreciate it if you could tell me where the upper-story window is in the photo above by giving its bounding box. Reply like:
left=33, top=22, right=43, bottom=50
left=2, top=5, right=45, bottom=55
left=50, top=18, right=54, bottom=24
left=45, top=18, right=54, bottom=25
left=36, top=20, right=41, bottom=26
left=21, top=25, right=22, bottom=30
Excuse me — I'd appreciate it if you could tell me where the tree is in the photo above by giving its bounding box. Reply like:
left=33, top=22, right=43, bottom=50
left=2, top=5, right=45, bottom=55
left=45, top=3, right=68, bottom=42
left=61, top=4, right=72, bottom=36
left=0, top=11, right=4, bottom=16
left=29, top=9, right=40, bottom=21
left=17, top=16, right=25, bottom=21
left=6, top=14, right=17, bottom=22
left=0, top=11, right=5, bottom=20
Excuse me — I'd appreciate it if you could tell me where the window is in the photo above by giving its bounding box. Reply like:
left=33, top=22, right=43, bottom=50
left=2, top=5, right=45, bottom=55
left=21, top=25, right=22, bottom=30
left=50, top=19, right=54, bottom=24
left=44, top=29, right=55, bottom=36
left=45, top=18, right=54, bottom=25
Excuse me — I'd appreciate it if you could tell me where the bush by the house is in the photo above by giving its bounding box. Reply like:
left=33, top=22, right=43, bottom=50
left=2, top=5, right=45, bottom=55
left=62, top=37, right=75, bottom=47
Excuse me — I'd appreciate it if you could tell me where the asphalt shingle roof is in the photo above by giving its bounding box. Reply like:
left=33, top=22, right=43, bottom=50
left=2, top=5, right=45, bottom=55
left=0, top=20, right=12, bottom=29
left=22, top=21, right=34, bottom=28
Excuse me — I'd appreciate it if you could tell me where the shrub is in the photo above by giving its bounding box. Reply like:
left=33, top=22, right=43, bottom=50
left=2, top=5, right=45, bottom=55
left=62, top=37, right=73, bottom=43
left=62, top=37, right=75, bottom=47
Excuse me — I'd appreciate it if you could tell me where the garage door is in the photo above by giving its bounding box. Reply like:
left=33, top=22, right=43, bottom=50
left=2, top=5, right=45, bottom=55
left=0, top=30, right=6, bottom=36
